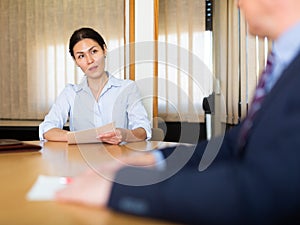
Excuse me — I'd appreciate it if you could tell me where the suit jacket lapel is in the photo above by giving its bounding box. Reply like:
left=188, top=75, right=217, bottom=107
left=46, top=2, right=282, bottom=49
left=242, top=51, right=300, bottom=151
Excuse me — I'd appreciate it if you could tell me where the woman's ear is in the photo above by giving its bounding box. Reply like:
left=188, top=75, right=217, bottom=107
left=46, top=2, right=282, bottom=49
left=103, top=45, right=107, bottom=58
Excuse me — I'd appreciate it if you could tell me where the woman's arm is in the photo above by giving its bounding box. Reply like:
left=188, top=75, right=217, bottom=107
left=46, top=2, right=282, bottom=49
left=39, top=85, right=73, bottom=141
left=125, top=82, right=152, bottom=140
left=43, top=128, right=69, bottom=142
left=122, top=127, right=147, bottom=142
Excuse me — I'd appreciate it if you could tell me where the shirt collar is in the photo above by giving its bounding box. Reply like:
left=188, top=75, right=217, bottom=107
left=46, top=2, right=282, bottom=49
left=75, top=72, right=122, bottom=93
left=273, top=21, right=300, bottom=67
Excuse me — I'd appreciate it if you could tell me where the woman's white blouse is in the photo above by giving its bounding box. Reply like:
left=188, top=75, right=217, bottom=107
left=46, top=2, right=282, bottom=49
left=39, top=74, right=151, bottom=140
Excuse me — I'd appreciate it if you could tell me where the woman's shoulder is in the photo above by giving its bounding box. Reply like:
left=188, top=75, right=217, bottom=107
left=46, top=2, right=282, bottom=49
left=63, top=83, right=79, bottom=91
left=58, top=83, right=83, bottom=97
left=64, top=76, right=87, bottom=92
left=109, top=74, right=135, bottom=86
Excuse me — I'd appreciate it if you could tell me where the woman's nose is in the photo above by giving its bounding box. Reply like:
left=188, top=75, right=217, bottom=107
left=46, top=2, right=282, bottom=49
left=86, top=53, right=94, bottom=64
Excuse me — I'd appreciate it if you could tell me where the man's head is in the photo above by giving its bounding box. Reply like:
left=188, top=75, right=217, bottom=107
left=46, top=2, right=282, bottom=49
left=237, top=0, right=300, bottom=40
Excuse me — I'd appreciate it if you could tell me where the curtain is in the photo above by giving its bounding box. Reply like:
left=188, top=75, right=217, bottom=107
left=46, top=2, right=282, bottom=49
left=157, top=0, right=213, bottom=122
left=213, top=0, right=272, bottom=126
left=0, top=0, right=124, bottom=120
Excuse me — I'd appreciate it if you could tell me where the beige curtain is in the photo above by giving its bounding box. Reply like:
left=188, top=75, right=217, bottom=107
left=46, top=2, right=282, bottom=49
left=0, top=0, right=124, bottom=120
left=157, top=0, right=213, bottom=122
left=213, top=0, right=272, bottom=125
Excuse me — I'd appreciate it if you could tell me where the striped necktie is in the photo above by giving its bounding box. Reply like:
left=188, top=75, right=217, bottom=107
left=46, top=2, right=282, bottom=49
left=238, top=52, right=275, bottom=151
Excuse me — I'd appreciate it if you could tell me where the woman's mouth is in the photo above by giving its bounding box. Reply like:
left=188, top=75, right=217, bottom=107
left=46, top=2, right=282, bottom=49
left=88, top=65, right=98, bottom=72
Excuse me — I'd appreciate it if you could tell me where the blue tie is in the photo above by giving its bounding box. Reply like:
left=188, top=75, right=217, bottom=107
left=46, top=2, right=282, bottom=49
left=238, top=52, right=275, bottom=151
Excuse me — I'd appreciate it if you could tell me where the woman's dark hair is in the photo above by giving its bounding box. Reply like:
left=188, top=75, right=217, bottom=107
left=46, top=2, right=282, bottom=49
left=69, top=27, right=106, bottom=58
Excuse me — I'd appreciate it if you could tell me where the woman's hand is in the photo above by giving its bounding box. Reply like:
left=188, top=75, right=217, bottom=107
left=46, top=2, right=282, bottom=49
left=97, top=128, right=126, bottom=145
left=97, top=127, right=146, bottom=145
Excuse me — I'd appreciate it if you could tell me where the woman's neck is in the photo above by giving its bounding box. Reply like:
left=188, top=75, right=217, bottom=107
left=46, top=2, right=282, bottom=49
left=88, top=72, right=109, bottom=101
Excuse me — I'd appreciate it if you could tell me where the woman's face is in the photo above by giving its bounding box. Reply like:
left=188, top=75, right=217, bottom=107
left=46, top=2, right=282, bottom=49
left=73, top=38, right=106, bottom=79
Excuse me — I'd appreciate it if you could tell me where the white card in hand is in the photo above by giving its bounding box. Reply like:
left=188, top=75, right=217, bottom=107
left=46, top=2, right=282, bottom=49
left=26, top=175, right=70, bottom=201
left=66, top=122, right=116, bottom=144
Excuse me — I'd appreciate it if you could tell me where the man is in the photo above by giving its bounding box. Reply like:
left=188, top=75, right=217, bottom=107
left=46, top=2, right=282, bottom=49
left=55, top=0, right=300, bottom=224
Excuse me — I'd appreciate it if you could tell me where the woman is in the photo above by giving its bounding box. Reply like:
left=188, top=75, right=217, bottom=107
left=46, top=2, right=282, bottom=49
left=39, top=27, right=151, bottom=144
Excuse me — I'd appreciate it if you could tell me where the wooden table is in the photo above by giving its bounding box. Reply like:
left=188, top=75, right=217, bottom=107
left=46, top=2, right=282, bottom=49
left=0, top=141, right=181, bottom=225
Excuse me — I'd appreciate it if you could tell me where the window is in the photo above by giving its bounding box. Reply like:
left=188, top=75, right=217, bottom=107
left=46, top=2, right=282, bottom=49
left=0, top=0, right=124, bottom=120
left=157, top=0, right=213, bottom=122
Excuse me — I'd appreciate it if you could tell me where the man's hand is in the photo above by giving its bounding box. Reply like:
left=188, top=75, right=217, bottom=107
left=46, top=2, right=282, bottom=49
left=55, top=168, right=114, bottom=207
left=55, top=152, right=157, bottom=206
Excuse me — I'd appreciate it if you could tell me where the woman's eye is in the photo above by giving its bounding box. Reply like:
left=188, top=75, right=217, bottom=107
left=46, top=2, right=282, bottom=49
left=91, top=49, right=98, bottom=54
left=77, top=54, right=84, bottom=59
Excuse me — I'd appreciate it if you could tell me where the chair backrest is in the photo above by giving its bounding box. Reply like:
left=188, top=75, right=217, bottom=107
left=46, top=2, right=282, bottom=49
left=150, top=128, right=165, bottom=141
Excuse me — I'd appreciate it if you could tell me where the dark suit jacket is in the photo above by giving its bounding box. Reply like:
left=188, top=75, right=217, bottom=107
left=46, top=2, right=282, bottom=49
left=107, top=52, right=300, bottom=225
